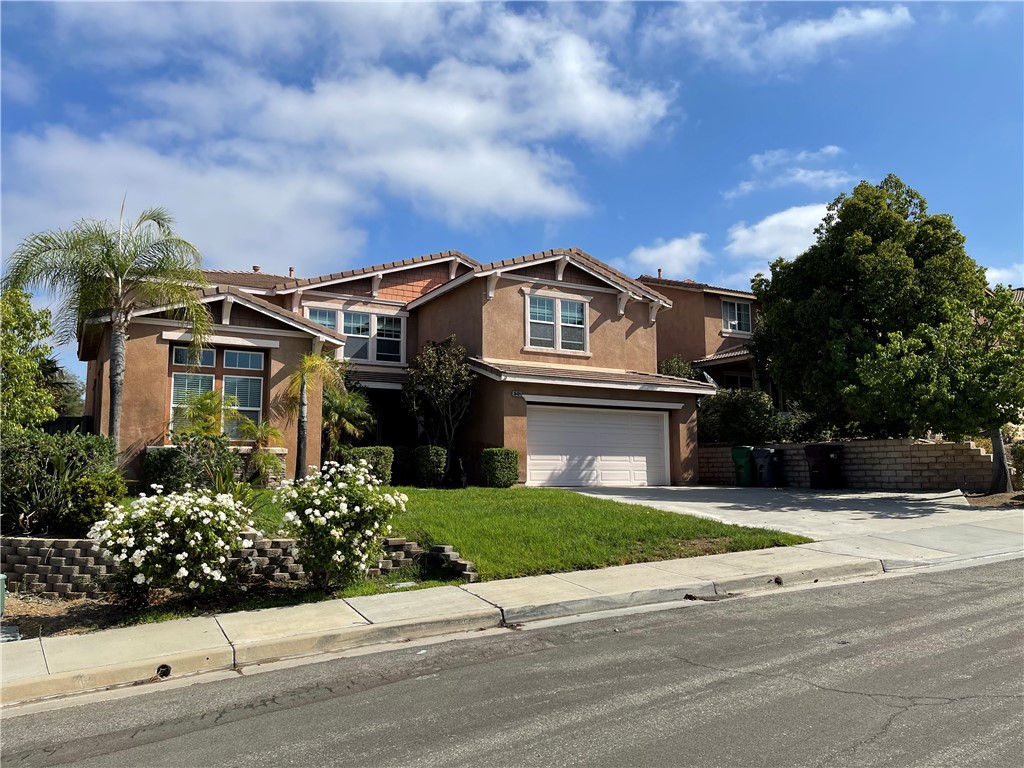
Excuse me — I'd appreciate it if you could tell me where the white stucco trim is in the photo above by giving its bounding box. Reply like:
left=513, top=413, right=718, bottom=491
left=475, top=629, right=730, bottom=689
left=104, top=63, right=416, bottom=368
left=162, top=331, right=281, bottom=349
left=521, top=394, right=685, bottom=410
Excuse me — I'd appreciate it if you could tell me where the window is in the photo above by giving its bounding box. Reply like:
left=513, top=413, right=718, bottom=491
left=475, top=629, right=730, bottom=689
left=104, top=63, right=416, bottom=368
left=343, top=312, right=371, bottom=360
left=527, top=294, right=588, bottom=352
left=722, top=301, right=752, bottom=334
left=723, top=372, right=754, bottom=389
left=170, top=373, right=214, bottom=430
left=172, top=346, right=214, bottom=367
left=376, top=316, right=402, bottom=362
left=223, top=376, right=263, bottom=437
left=309, top=308, right=337, bottom=330
left=224, top=350, right=264, bottom=370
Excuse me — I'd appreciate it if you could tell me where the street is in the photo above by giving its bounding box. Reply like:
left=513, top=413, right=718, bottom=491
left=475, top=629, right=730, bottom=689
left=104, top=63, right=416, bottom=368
left=3, top=560, right=1022, bottom=768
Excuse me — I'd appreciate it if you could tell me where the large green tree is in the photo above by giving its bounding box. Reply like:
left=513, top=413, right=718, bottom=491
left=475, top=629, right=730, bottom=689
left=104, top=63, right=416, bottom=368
left=4, top=203, right=212, bottom=450
left=752, top=174, right=1024, bottom=490
left=0, top=287, right=59, bottom=426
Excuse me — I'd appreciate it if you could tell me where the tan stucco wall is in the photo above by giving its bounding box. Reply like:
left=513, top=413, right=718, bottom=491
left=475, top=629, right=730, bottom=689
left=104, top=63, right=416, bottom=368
left=95, top=319, right=323, bottom=482
left=459, top=379, right=699, bottom=485
left=480, top=277, right=658, bottom=371
left=652, top=285, right=756, bottom=362
left=413, top=280, right=484, bottom=355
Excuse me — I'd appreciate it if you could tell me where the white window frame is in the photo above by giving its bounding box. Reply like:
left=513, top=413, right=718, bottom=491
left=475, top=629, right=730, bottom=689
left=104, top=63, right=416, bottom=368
left=308, top=308, right=338, bottom=331
left=223, top=349, right=265, bottom=371
left=170, top=372, right=214, bottom=431
left=523, top=289, right=591, bottom=355
left=222, top=375, right=263, bottom=438
left=722, top=300, right=752, bottom=336
left=172, top=346, right=215, bottom=367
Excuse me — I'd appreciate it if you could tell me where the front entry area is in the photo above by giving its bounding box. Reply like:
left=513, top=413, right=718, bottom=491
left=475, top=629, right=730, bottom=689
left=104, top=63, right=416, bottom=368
left=526, top=405, right=669, bottom=487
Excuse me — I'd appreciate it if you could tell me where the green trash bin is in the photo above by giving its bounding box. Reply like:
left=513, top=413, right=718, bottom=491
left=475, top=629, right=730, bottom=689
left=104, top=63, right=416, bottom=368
left=731, top=446, right=755, bottom=487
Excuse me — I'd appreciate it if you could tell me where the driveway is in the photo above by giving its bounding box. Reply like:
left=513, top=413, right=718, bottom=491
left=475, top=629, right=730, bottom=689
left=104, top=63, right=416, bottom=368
left=579, top=486, right=1024, bottom=568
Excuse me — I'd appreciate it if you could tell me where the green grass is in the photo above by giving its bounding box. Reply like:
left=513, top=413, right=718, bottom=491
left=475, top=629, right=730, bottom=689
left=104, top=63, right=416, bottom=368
left=390, top=487, right=810, bottom=581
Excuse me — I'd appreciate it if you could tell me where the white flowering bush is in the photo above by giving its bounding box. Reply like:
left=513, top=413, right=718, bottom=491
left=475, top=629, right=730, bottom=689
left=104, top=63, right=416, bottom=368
left=275, top=460, right=407, bottom=591
left=88, top=486, right=258, bottom=600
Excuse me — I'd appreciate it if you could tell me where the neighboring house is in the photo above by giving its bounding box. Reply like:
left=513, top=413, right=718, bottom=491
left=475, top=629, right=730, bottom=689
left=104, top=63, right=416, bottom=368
left=82, top=248, right=715, bottom=486
left=637, top=275, right=767, bottom=392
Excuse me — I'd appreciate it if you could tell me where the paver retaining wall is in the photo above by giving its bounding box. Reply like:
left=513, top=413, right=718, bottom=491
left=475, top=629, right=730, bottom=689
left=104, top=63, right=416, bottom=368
left=698, top=439, right=994, bottom=492
left=1, top=535, right=476, bottom=600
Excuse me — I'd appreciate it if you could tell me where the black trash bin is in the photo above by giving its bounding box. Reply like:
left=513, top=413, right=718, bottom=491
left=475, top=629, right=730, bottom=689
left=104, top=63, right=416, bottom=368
left=730, top=446, right=755, bottom=487
left=752, top=447, right=785, bottom=487
left=804, top=444, right=843, bottom=488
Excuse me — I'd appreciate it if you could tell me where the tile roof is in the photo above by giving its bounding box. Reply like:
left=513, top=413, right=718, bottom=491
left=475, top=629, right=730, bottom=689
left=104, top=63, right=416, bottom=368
left=203, top=270, right=291, bottom=289
left=638, top=275, right=755, bottom=299
left=274, top=250, right=478, bottom=291
left=469, top=358, right=716, bottom=392
left=195, top=285, right=348, bottom=344
left=692, top=347, right=753, bottom=365
left=480, top=247, right=671, bottom=304
left=1013, top=287, right=1024, bottom=304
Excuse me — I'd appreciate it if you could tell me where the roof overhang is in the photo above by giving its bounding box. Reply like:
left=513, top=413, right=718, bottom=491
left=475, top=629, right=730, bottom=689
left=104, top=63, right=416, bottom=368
left=469, top=358, right=716, bottom=395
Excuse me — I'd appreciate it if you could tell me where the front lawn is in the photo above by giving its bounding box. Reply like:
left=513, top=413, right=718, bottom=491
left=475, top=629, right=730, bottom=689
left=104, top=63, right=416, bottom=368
left=390, top=487, right=809, bottom=580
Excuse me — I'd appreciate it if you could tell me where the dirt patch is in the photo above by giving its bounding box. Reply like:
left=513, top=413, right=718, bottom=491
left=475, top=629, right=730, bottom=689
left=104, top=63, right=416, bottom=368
left=1, top=593, right=124, bottom=638
left=964, top=491, right=1024, bottom=508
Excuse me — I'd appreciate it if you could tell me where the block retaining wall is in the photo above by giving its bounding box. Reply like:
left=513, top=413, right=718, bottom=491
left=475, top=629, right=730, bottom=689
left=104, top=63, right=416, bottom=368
left=698, top=439, right=994, bottom=492
left=2, top=534, right=476, bottom=600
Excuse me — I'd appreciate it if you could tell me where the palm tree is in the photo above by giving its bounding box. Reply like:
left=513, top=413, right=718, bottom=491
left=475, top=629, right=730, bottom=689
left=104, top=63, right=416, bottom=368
left=237, top=418, right=285, bottom=485
left=4, top=201, right=212, bottom=451
left=288, top=353, right=345, bottom=478
left=322, top=386, right=376, bottom=461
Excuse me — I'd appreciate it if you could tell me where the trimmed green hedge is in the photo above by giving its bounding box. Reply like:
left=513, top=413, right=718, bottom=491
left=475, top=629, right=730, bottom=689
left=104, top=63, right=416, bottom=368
left=414, top=445, right=447, bottom=488
left=481, top=448, right=519, bottom=487
left=337, top=446, right=394, bottom=485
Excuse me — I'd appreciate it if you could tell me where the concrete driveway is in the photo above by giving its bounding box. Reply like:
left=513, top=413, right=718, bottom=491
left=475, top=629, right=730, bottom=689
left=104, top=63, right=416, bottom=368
left=579, top=486, right=1024, bottom=568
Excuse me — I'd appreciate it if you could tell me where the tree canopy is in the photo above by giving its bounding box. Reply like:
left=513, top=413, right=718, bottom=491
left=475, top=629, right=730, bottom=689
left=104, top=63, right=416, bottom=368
left=4, top=202, right=211, bottom=449
left=751, top=174, right=1024, bottom=490
left=0, top=287, right=59, bottom=426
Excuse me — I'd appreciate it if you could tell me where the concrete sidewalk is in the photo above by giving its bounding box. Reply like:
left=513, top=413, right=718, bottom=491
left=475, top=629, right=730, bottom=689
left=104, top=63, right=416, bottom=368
left=3, top=488, right=1021, bottom=706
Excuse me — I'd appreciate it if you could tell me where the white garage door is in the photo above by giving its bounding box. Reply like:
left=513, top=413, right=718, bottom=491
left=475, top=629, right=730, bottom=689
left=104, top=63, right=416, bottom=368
left=526, top=406, right=669, bottom=487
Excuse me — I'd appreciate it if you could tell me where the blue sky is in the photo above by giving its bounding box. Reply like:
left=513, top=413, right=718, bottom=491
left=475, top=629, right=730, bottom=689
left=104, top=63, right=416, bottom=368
left=3, top=2, right=1022, bottom=371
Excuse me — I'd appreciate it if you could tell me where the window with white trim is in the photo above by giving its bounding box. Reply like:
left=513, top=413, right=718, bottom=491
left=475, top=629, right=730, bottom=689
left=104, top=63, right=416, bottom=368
left=722, top=300, right=752, bottom=334
left=309, top=307, right=404, bottom=363
left=375, top=316, right=402, bottom=362
left=224, top=350, right=264, bottom=370
left=170, top=373, right=214, bottom=431
left=527, top=295, right=589, bottom=352
left=309, top=308, right=337, bottom=330
left=343, top=312, right=371, bottom=360
left=223, top=376, right=263, bottom=438
left=172, top=346, right=214, bottom=367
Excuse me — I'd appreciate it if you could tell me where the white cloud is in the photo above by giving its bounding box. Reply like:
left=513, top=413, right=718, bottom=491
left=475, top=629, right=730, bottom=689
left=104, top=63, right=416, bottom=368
left=5, top=4, right=673, bottom=275
left=985, top=264, right=1024, bottom=288
left=1, top=57, right=38, bottom=104
left=645, top=3, right=913, bottom=73
left=724, top=145, right=855, bottom=200
left=723, top=204, right=827, bottom=280
left=623, top=234, right=711, bottom=278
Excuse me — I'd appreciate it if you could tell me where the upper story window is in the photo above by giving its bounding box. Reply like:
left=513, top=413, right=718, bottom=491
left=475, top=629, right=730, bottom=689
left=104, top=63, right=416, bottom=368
left=224, top=350, right=265, bottom=370
left=172, top=346, right=214, bottom=367
left=722, top=300, right=752, bottom=334
left=308, top=306, right=405, bottom=364
left=527, top=294, right=589, bottom=353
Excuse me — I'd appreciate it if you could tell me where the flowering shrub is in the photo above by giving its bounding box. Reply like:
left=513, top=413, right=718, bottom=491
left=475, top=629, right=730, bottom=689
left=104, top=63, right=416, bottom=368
left=275, top=460, right=407, bottom=591
left=88, top=486, right=258, bottom=599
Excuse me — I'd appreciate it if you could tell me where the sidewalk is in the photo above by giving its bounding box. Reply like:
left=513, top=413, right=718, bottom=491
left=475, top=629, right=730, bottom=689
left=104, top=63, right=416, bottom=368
left=3, top=488, right=1021, bottom=706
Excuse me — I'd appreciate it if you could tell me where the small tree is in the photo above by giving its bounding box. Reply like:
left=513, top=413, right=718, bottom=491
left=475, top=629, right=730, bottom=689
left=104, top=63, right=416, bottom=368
left=0, top=288, right=59, bottom=426
left=288, top=353, right=345, bottom=478
left=322, top=383, right=375, bottom=461
left=402, top=335, right=475, bottom=474
left=658, top=355, right=699, bottom=380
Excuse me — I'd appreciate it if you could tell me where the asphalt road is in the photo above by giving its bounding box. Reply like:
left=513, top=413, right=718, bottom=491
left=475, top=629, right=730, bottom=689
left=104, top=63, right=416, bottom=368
left=3, top=560, right=1022, bottom=768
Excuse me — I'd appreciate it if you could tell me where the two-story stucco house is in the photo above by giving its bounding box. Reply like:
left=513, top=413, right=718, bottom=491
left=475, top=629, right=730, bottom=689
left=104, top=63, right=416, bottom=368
left=81, top=248, right=715, bottom=486
left=638, top=274, right=767, bottom=392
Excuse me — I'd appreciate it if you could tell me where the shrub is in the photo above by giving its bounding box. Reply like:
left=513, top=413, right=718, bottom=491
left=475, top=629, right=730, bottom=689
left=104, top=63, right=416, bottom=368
left=698, top=389, right=787, bottom=445
left=143, top=434, right=240, bottom=493
left=481, top=448, right=519, bottom=487
left=391, top=446, right=415, bottom=485
left=275, top=460, right=407, bottom=591
left=64, top=472, right=128, bottom=537
left=658, top=355, right=699, bottom=380
left=1010, top=443, right=1024, bottom=485
left=414, top=445, right=447, bottom=487
left=0, top=426, right=120, bottom=534
left=337, top=446, right=394, bottom=485
left=88, top=488, right=258, bottom=601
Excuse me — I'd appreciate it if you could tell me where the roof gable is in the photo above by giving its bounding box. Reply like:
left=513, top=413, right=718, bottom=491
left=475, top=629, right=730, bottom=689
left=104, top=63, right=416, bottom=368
left=273, top=250, right=478, bottom=295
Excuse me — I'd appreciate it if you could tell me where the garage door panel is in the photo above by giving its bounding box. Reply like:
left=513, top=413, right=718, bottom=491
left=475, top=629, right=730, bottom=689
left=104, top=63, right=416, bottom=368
left=526, top=406, right=668, bottom=487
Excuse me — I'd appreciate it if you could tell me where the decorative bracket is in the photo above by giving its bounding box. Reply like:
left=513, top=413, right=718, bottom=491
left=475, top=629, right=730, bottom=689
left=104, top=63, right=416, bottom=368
left=617, top=291, right=629, bottom=317
left=291, top=290, right=303, bottom=312
left=648, top=301, right=660, bottom=324
left=371, top=273, right=383, bottom=298
left=449, top=260, right=459, bottom=280
left=486, top=272, right=501, bottom=300
left=555, top=255, right=570, bottom=281
left=222, top=296, right=234, bottom=325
